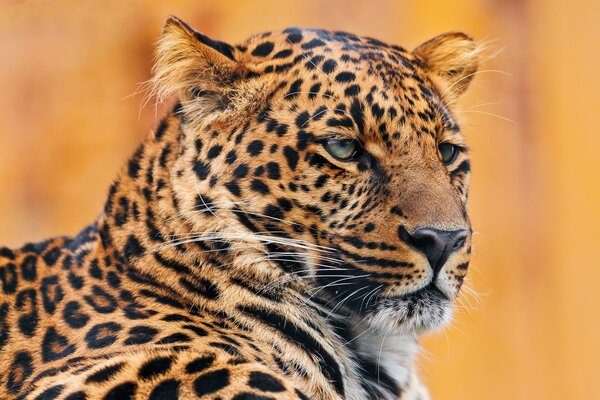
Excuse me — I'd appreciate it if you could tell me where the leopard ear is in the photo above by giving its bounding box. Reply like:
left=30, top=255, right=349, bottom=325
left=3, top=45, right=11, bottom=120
left=152, top=16, right=243, bottom=103
left=413, top=32, right=481, bottom=101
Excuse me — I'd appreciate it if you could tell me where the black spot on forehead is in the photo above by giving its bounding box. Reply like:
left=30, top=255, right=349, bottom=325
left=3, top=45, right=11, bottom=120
left=301, top=38, right=326, bottom=50
left=252, top=41, right=275, bottom=57
left=273, top=49, right=293, bottom=59
left=244, top=28, right=414, bottom=65
left=322, top=59, right=338, bottom=74
left=335, top=71, right=356, bottom=83
left=283, top=27, right=303, bottom=43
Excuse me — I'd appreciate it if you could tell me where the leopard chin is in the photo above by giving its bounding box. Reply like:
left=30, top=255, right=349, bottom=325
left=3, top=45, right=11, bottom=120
left=366, top=288, right=454, bottom=335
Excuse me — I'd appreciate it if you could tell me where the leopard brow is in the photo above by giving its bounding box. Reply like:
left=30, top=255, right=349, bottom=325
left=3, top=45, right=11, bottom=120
left=286, top=37, right=337, bottom=86
left=277, top=91, right=360, bottom=135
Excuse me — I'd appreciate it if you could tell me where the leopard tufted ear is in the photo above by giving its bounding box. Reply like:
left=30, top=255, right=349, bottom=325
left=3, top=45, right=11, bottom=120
left=151, top=16, right=244, bottom=105
left=413, top=32, right=481, bottom=101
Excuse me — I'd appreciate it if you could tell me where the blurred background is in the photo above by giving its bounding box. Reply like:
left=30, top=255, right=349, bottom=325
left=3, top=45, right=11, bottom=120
left=0, top=0, right=598, bottom=398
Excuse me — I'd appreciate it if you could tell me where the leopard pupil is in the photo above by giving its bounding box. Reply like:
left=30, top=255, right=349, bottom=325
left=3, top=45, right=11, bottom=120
left=325, top=139, right=357, bottom=160
left=439, top=143, right=457, bottom=164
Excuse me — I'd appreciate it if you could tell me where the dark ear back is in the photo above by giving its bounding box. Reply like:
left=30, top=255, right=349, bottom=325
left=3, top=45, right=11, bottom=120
left=169, top=16, right=236, bottom=62
left=413, top=32, right=481, bottom=101
left=151, top=16, right=242, bottom=102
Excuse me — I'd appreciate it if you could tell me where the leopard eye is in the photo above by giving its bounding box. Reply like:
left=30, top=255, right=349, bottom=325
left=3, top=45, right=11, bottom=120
left=323, top=139, right=361, bottom=161
left=438, top=143, right=458, bottom=165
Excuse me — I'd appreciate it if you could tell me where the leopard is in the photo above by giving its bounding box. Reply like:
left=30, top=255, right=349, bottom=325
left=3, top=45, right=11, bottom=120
left=0, top=16, right=481, bottom=400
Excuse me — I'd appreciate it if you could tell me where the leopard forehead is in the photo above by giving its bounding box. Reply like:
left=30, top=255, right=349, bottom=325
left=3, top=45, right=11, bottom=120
left=240, top=27, right=417, bottom=72
left=236, top=28, right=459, bottom=143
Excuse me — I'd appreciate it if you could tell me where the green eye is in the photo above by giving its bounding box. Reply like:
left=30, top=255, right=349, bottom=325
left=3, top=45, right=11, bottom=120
left=323, top=139, right=361, bottom=161
left=438, top=143, right=458, bottom=165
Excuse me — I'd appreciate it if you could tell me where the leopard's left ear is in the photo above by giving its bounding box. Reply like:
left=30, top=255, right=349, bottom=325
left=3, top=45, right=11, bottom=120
left=152, top=15, right=244, bottom=103
left=413, top=32, right=481, bottom=101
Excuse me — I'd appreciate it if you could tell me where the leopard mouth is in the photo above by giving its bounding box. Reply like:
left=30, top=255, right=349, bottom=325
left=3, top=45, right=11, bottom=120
left=398, top=282, right=449, bottom=302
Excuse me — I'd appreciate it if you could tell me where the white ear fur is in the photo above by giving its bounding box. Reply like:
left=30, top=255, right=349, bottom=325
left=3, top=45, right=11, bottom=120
left=413, top=32, right=482, bottom=100
left=151, top=16, right=241, bottom=103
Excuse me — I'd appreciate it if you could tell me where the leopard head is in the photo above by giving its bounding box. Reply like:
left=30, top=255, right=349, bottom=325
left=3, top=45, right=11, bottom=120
left=152, top=16, right=480, bottom=335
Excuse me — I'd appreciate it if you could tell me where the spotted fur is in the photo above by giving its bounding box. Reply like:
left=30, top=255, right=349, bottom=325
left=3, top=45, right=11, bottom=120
left=0, top=16, right=481, bottom=400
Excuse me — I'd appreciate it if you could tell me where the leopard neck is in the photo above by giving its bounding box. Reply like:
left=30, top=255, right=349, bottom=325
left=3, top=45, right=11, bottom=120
left=95, top=103, right=304, bottom=306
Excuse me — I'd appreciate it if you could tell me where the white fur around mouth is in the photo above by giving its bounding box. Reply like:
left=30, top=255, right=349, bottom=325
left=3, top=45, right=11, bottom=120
left=366, top=292, right=454, bottom=336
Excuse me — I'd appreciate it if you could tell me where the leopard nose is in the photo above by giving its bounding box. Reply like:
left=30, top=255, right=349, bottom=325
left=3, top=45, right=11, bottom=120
left=400, top=227, right=468, bottom=274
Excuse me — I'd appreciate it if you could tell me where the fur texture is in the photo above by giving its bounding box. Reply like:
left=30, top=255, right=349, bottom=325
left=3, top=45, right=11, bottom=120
left=0, top=16, right=480, bottom=400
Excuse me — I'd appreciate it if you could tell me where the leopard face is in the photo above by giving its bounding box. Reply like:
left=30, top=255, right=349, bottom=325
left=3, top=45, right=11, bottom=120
left=155, top=17, right=479, bottom=336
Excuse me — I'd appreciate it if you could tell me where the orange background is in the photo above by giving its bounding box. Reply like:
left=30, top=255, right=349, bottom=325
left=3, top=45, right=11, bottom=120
left=1, top=1, right=598, bottom=399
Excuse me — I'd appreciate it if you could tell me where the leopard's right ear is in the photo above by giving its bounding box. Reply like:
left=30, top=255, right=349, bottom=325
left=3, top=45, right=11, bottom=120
left=152, top=16, right=244, bottom=102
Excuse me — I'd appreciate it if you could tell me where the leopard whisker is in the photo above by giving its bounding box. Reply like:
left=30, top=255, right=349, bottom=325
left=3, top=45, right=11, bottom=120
left=172, top=204, right=303, bottom=228
left=459, top=109, right=516, bottom=124
left=327, top=286, right=370, bottom=318
left=257, top=258, right=346, bottom=272
left=264, top=251, right=343, bottom=264
left=256, top=268, right=351, bottom=294
left=359, top=284, right=384, bottom=312
left=441, top=69, right=511, bottom=102
left=308, top=274, right=371, bottom=299
left=150, top=232, right=337, bottom=254
left=162, top=227, right=337, bottom=253
left=162, top=199, right=251, bottom=223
